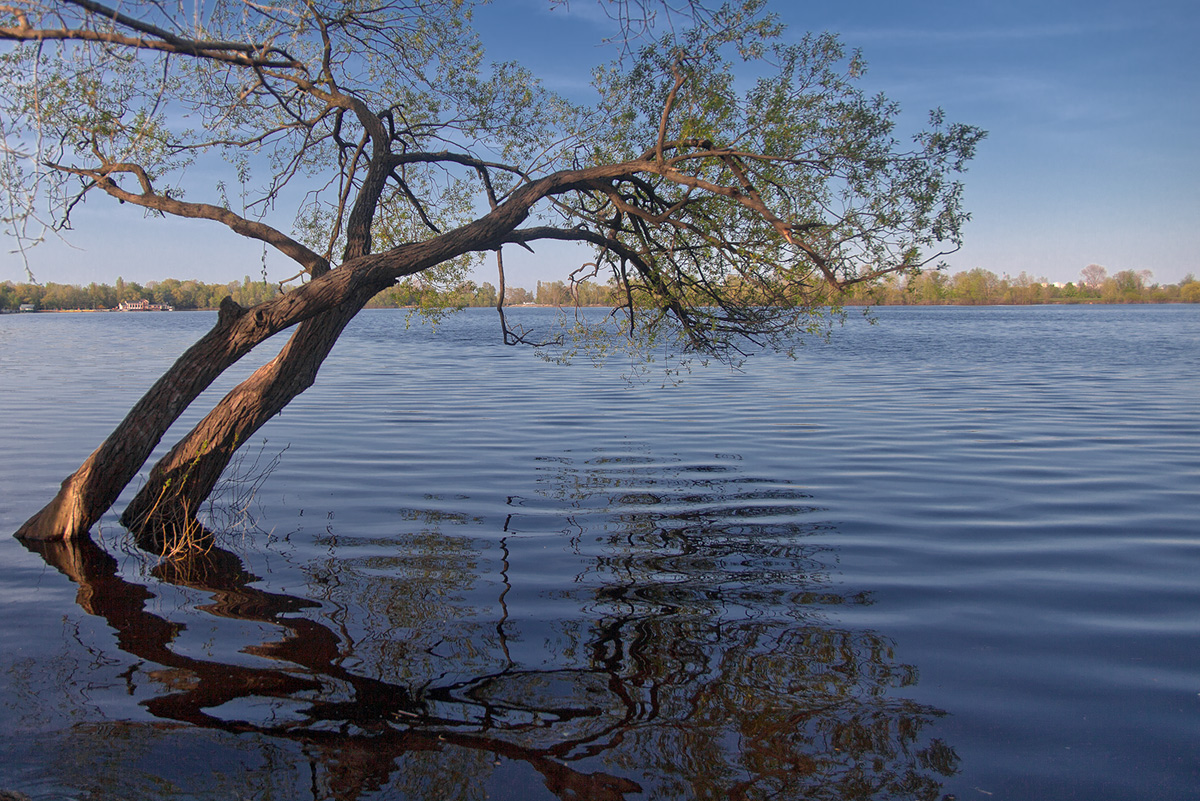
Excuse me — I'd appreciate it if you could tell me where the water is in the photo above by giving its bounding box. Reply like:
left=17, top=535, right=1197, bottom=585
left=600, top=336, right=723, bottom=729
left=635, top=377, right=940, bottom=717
left=0, top=305, right=1196, bottom=800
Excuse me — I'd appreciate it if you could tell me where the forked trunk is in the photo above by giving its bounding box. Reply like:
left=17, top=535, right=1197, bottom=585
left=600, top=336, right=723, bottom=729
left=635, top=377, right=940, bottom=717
left=12, top=169, right=593, bottom=543
left=13, top=299, right=270, bottom=542
left=121, top=291, right=372, bottom=551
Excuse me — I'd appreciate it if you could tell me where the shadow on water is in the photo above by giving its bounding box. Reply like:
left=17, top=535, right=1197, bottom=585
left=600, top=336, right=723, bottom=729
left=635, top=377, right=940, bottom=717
left=16, top=453, right=958, bottom=800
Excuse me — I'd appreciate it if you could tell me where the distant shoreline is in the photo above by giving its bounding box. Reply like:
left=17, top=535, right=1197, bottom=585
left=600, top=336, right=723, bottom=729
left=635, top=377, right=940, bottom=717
left=6, top=300, right=1196, bottom=316
left=6, top=268, right=1197, bottom=311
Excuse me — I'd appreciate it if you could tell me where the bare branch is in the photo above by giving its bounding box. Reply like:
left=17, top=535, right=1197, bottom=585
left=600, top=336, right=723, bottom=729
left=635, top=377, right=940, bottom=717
left=58, top=161, right=330, bottom=274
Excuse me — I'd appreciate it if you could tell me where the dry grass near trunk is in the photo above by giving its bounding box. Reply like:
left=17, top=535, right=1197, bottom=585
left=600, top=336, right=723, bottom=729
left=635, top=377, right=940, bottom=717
left=125, top=440, right=288, bottom=560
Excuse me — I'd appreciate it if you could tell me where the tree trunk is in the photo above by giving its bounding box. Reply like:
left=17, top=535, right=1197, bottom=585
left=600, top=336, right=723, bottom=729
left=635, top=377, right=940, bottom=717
left=13, top=167, right=609, bottom=543
left=13, top=264, right=383, bottom=542
left=13, top=298, right=270, bottom=541
left=121, top=286, right=375, bottom=551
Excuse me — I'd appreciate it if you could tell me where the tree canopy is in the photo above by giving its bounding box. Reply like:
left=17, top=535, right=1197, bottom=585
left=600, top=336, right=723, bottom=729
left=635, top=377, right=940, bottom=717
left=2, top=0, right=984, bottom=543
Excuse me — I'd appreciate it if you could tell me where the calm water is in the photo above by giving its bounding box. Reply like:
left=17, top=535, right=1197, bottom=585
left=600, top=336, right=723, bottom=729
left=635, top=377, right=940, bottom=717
left=0, top=305, right=1196, bottom=800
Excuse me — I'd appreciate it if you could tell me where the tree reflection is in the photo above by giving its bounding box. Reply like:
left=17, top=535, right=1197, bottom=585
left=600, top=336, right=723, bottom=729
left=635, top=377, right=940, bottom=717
left=21, top=453, right=957, bottom=800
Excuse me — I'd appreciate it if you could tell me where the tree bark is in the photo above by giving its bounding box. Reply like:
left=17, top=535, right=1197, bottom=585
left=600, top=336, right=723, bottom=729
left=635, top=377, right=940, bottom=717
left=121, top=284, right=376, bottom=550
left=13, top=166, right=632, bottom=543
left=13, top=298, right=265, bottom=541
left=14, top=262, right=387, bottom=542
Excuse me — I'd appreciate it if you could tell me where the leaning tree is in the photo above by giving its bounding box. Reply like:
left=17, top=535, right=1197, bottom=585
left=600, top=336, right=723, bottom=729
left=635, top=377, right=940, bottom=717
left=2, top=0, right=983, bottom=545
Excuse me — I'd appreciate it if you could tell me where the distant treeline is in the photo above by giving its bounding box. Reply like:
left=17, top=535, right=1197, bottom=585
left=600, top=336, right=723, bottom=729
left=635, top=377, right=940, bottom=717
left=4, top=265, right=1196, bottom=312
left=1, top=276, right=283, bottom=311
left=842, top=265, right=1199, bottom=306
left=0, top=275, right=612, bottom=312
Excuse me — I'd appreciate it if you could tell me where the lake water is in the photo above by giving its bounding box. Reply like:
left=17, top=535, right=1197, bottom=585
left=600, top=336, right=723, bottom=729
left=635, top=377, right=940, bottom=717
left=0, top=305, right=1197, bottom=800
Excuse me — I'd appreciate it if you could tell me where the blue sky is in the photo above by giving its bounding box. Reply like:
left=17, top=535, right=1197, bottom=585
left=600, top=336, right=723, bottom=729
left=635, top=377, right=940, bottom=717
left=5, top=0, right=1197, bottom=288
left=475, top=0, right=1199, bottom=287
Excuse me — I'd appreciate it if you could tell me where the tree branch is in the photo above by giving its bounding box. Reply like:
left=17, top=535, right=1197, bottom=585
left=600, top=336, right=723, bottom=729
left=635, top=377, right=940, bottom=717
left=1, top=0, right=301, bottom=68
left=60, top=161, right=331, bottom=275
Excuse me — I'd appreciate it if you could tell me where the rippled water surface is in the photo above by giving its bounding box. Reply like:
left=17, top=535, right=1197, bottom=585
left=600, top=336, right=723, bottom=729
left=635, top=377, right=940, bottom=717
left=1, top=305, right=1197, bottom=800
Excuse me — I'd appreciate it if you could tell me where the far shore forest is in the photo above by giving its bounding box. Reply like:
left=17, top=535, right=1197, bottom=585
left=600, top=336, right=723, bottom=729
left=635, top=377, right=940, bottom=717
left=4, top=265, right=1198, bottom=312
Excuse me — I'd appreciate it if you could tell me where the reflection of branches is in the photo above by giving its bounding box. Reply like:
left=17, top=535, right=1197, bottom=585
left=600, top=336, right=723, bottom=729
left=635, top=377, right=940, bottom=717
left=20, top=450, right=957, bottom=799
left=23, top=536, right=642, bottom=800
left=522, top=451, right=955, bottom=797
